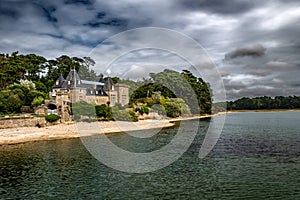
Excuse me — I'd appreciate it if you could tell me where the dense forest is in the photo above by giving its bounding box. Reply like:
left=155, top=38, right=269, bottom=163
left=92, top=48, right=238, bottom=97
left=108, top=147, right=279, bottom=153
left=227, top=96, right=300, bottom=110
left=0, top=52, right=212, bottom=118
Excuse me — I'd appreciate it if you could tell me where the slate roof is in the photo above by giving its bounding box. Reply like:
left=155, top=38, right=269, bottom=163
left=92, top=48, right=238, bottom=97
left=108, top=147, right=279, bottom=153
left=52, top=74, right=65, bottom=88
left=52, top=70, right=109, bottom=96
left=62, top=69, right=83, bottom=89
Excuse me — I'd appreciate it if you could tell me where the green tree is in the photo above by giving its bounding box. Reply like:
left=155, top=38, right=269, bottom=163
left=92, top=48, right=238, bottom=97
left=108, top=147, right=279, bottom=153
left=131, top=69, right=212, bottom=114
left=31, top=96, right=45, bottom=107
left=0, top=89, right=23, bottom=114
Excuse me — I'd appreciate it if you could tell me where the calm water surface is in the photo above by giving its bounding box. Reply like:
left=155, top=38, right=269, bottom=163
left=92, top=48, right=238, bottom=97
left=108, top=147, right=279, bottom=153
left=1, top=111, right=300, bottom=199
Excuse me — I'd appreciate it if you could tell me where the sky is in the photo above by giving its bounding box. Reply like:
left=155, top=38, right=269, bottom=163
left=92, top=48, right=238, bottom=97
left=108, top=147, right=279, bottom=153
left=1, top=0, right=300, bottom=100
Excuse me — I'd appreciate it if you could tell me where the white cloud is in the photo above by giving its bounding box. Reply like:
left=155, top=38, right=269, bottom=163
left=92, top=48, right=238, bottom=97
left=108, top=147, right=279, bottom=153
left=266, top=61, right=294, bottom=69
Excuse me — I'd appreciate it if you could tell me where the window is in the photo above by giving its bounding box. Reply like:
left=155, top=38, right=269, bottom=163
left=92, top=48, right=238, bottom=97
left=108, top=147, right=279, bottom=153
left=90, top=90, right=93, bottom=94
left=111, top=94, right=116, bottom=105
left=68, top=80, right=71, bottom=85
left=122, top=95, right=126, bottom=105
left=96, top=91, right=98, bottom=95
left=79, top=89, right=82, bottom=93
left=56, top=80, right=59, bottom=85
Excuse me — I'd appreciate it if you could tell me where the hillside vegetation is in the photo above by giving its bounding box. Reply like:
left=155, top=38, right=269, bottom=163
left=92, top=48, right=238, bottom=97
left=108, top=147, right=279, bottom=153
left=0, top=52, right=213, bottom=119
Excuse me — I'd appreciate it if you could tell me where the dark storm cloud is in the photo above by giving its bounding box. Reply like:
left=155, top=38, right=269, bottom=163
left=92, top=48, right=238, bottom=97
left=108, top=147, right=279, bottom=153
left=225, top=44, right=266, bottom=60
left=85, top=18, right=128, bottom=28
left=0, top=0, right=300, bottom=100
left=41, top=6, right=58, bottom=23
left=177, top=0, right=256, bottom=15
left=64, top=0, right=95, bottom=5
left=0, top=5, right=19, bottom=19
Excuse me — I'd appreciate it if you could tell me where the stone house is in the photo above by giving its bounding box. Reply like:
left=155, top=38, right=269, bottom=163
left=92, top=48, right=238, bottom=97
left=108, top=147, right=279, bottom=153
left=40, top=69, right=129, bottom=122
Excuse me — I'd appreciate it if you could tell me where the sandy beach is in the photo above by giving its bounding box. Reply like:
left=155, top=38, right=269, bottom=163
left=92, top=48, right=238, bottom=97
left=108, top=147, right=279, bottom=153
left=0, top=112, right=228, bottom=145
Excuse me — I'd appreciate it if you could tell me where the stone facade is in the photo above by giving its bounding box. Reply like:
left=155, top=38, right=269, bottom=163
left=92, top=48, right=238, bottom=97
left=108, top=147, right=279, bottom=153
left=114, top=84, right=130, bottom=106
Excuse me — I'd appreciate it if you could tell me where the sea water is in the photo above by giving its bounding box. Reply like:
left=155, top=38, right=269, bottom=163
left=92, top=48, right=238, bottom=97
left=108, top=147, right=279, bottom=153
left=1, top=111, right=300, bottom=199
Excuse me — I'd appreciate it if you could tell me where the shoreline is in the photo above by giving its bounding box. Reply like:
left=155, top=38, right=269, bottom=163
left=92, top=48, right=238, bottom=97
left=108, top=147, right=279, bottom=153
left=2, top=109, right=298, bottom=145
left=0, top=112, right=228, bottom=146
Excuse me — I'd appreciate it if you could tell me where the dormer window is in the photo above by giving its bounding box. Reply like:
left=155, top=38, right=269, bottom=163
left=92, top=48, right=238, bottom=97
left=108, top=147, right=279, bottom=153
left=90, top=90, right=93, bottom=94
left=96, top=91, right=98, bottom=95
left=56, top=80, right=59, bottom=85
left=68, top=81, right=70, bottom=85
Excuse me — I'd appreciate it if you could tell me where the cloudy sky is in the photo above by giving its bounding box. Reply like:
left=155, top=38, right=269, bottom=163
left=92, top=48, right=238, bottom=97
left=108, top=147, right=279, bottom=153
left=1, top=0, right=300, bottom=100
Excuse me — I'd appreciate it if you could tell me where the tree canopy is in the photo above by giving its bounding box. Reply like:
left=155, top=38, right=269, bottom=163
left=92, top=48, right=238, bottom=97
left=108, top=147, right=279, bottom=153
left=130, top=69, right=212, bottom=114
left=0, top=52, right=98, bottom=115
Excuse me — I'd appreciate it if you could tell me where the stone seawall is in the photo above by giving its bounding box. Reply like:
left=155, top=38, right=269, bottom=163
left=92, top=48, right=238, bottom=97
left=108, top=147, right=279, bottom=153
left=0, top=118, right=46, bottom=129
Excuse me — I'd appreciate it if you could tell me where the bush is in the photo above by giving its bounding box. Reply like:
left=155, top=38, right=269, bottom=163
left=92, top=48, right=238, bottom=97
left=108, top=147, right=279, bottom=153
left=95, top=104, right=114, bottom=121
left=31, top=96, right=44, bottom=107
left=151, top=104, right=166, bottom=115
left=128, top=110, right=138, bottom=122
left=135, top=106, right=150, bottom=115
left=164, top=98, right=191, bottom=117
left=95, top=104, right=107, bottom=117
left=45, top=114, right=60, bottom=122
left=146, top=102, right=154, bottom=108
left=165, top=101, right=181, bottom=117
left=114, top=103, right=125, bottom=110
left=181, top=104, right=191, bottom=116
left=113, top=110, right=138, bottom=122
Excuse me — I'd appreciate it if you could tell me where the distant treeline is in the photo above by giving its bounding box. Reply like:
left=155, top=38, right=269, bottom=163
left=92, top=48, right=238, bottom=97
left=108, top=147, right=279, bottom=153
left=227, top=96, right=300, bottom=110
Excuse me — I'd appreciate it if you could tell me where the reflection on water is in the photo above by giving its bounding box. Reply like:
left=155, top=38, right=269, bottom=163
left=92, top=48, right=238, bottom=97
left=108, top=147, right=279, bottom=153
left=1, top=111, right=300, bottom=199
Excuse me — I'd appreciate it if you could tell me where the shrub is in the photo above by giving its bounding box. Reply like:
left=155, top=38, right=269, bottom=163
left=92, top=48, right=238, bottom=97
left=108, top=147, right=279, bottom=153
left=165, top=101, right=181, bottom=117
left=164, top=98, right=191, bottom=117
left=45, top=114, right=60, bottom=122
left=128, top=110, right=138, bottom=122
left=113, top=110, right=138, bottom=122
left=151, top=104, right=166, bottom=115
left=146, top=102, right=154, bottom=108
left=135, top=106, right=150, bottom=115
left=114, top=103, right=125, bottom=110
left=181, top=104, right=192, bottom=116
left=142, top=106, right=150, bottom=114
left=31, top=96, right=44, bottom=107
left=95, top=104, right=107, bottom=117
left=95, top=104, right=114, bottom=121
